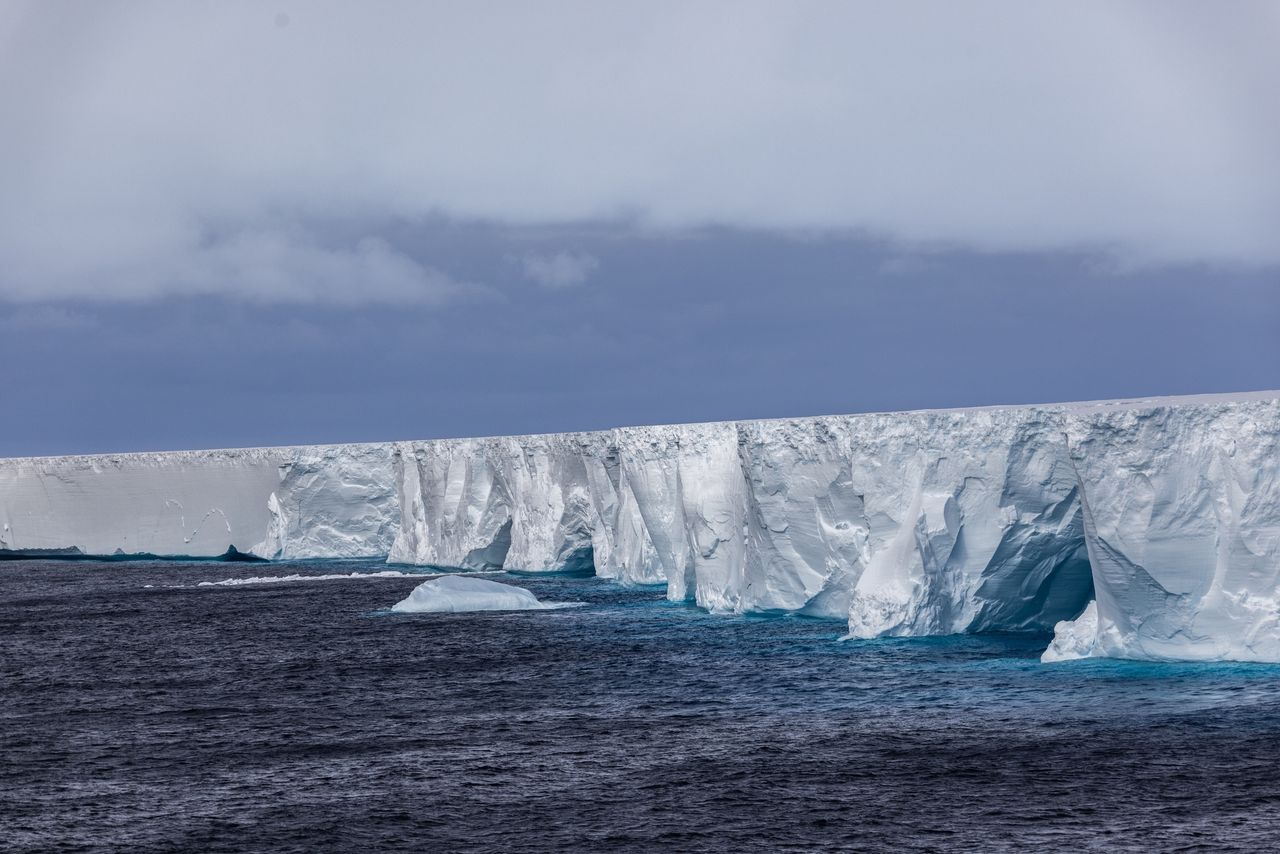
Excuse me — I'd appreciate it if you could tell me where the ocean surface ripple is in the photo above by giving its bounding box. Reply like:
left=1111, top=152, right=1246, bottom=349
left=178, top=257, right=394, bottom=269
left=4, top=559, right=1280, bottom=852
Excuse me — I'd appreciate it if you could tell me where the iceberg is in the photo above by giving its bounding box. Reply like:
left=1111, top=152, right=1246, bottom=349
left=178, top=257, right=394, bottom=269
left=2, top=390, right=1278, bottom=661
left=389, top=575, right=578, bottom=613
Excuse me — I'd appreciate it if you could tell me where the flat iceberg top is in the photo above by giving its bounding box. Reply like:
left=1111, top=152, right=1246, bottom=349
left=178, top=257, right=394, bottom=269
left=5, top=388, right=1276, bottom=464
left=390, top=576, right=581, bottom=614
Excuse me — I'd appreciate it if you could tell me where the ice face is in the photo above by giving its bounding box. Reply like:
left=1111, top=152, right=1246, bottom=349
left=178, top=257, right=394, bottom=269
left=1066, top=397, right=1280, bottom=661
left=389, top=575, right=579, bottom=613
left=255, top=444, right=399, bottom=560
left=0, top=448, right=283, bottom=556
left=2, top=391, right=1277, bottom=661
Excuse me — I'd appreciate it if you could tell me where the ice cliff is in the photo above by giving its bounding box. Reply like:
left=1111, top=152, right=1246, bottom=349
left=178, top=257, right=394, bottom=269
left=2, top=391, right=1276, bottom=662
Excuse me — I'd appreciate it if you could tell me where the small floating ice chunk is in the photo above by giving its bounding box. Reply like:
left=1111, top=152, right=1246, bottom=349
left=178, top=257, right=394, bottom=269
left=1041, top=600, right=1099, bottom=662
left=390, top=575, right=580, bottom=614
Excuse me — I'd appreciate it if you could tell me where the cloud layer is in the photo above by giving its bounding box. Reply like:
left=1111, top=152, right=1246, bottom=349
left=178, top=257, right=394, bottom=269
left=1, top=0, right=1278, bottom=303
left=522, top=251, right=599, bottom=289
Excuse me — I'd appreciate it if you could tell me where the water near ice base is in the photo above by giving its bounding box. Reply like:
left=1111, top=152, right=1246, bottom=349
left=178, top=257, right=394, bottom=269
left=6, top=559, right=1280, bottom=852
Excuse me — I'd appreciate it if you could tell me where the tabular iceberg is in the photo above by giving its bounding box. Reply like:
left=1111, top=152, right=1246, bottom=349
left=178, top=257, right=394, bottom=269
left=2, top=391, right=1277, bottom=662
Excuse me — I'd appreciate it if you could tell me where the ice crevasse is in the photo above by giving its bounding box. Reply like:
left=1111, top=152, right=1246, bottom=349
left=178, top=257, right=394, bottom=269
left=1, top=391, right=1277, bottom=662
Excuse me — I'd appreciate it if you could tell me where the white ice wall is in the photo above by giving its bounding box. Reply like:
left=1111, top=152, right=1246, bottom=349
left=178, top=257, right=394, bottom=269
left=255, top=443, right=399, bottom=560
left=3, top=392, right=1277, bottom=661
left=1062, top=396, right=1280, bottom=661
left=0, top=448, right=284, bottom=556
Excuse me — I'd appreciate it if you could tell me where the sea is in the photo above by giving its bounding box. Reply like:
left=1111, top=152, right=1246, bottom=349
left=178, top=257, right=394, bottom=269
left=4, top=558, right=1280, bottom=852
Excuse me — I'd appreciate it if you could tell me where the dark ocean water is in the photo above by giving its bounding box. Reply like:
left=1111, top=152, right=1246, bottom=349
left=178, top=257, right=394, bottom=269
left=4, top=559, right=1280, bottom=853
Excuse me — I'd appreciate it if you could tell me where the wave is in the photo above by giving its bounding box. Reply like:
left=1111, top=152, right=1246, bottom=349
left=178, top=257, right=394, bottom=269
left=197, top=570, right=426, bottom=587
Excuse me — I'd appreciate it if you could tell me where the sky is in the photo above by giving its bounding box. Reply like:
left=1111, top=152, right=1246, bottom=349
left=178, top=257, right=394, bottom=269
left=0, top=0, right=1277, bottom=455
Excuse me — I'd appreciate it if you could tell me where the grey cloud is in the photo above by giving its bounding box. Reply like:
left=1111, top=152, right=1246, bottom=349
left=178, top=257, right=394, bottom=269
left=0, top=305, right=97, bottom=331
left=522, top=251, right=600, bottom=289
left=0, top=219, right=461, bottom=304
left=3, top=224, right=1275, bottom=456
left=878, top=256, right=936, bottom=277
left=177, top=231, right=461, bottom=305
left=1, top=0, right=1278, bottom=305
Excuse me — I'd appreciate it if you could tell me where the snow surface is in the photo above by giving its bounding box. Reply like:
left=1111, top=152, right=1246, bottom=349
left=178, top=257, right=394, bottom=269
left=3, top=391, right=1278, bottom=661
left=390, top=575, right=579, bottom=613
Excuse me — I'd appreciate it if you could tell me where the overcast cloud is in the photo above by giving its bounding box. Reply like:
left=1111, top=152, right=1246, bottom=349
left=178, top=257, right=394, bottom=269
left=1, top=1, right=1276, bottom=455
left=1, top=0, right=1278, bottom=305
left=523, top=251, right=599, bottom=289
